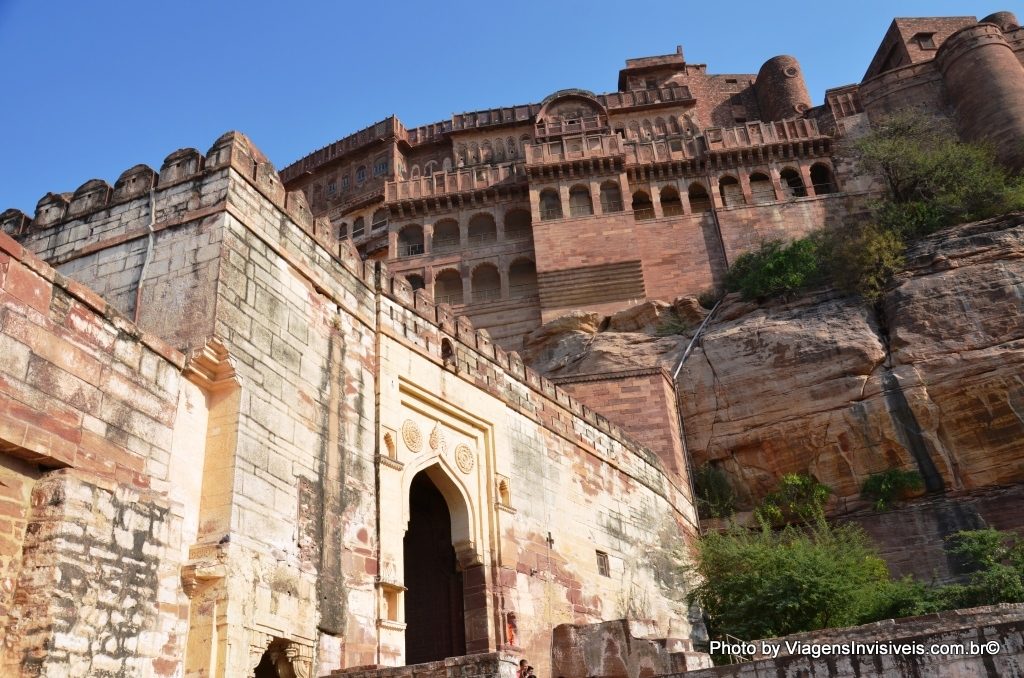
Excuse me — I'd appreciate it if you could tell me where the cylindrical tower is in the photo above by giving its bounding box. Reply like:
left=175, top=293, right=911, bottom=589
left=754, top=55, right=812, bottom=121
left=937, top=22, right=1024, bottom=170
left=980, top=11, right=1019, bottom=31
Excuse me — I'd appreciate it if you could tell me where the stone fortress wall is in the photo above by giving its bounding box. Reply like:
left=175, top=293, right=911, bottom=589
left=0, top=131, right=701, bottom=677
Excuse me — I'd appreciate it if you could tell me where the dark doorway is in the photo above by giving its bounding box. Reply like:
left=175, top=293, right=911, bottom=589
left=404, top=472, right=466, bottom=664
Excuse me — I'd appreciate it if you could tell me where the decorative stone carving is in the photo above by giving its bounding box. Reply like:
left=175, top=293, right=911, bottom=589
left=429, top=421, right=447, bottom=455
left=402, top=420, right=422, bottom=453
left=455, top=444, right=475, bottom=474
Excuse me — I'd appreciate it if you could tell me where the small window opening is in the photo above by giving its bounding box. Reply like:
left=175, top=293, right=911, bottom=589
left=596, top=551, right=610, bottom=577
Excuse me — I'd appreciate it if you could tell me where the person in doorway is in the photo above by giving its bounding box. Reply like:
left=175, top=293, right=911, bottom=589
left=517, top=659, right=528, bottom=678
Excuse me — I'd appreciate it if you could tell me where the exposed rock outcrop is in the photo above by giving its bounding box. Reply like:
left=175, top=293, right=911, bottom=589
left=525, top=213, right=1024, bottom=515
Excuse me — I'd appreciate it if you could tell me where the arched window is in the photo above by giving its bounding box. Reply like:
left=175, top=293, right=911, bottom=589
left=434, top=269, right=464, bottom=305
left=356, top=165, right=367, bottom=183
left=655, top=117, right=667, bottom=136
left=688, top=183, right=712, bottom=213
left=780, top=168, right=807, bottom=198
left=468, top=213, right=497, bottom=245
left=749, top=173, right=775, bottom=204
left=810, top=163, right=836, bottom=195
left=628, top=121, right=640, bottom=139
left=505, top=209, right=532, bottom=240
left=424, top=161, right=437, bottom=176
left=507, top=137, right=517, bottom=158
left=432, top=219, right=460, bottom=252
left=410, top=165, right=421, bottom=179
left=660, top=186, right=683, bottom=216
left=600, top=181, right=623, bottom=213
left=471, top=263, right=501, bottom=303
left=719, top=176, right=744, bottom=207
left=539, top=189, right=562, bottom=221
left=371, top=208, right=388, bottom=231
left=509, top=259, right=537, bottom=297
left=569, top=185, right=593, bottom=217
left=337, top=222, right=348, bottom=240
left=406, top=274, right=425, bottom=291
left=398, top=224, right=424, bottom=257
left=632, top=191, right=654, bottom=221
left=641, top=119, right=654, bottom=140
left=668, top=116, right=681, bottom=134
left=353, top=217, right=366, bottom=238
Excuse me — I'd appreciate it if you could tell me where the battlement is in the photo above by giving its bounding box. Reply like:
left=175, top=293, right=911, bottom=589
left=5, top=131, right=340, bottom=261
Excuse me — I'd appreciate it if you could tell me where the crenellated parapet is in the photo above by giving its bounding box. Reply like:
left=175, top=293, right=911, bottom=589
left=7, top=130, right=342, bottom=259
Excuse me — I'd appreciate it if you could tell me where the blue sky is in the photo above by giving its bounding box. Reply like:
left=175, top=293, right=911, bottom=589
left=0, top=1, right=1003, bottom=212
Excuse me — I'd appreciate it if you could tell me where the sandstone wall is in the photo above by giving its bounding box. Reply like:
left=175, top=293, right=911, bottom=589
left=6, top=131, right=702, bottom=677
left=0, top=231, right=194, bottom=676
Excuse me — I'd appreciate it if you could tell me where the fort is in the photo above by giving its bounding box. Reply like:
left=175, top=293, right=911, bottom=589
left=0, top=10, right=1022, bottom=678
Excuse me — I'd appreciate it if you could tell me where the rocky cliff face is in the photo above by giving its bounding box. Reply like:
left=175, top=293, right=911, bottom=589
left=524, top=212, right=1024, bottom=515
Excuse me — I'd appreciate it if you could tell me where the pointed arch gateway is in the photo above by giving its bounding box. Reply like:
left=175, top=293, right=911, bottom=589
left=403, top=465, right=473, bottom=664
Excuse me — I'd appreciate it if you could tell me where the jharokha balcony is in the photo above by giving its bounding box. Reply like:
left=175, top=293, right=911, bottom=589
left=525, top=134, right=625, bottom=166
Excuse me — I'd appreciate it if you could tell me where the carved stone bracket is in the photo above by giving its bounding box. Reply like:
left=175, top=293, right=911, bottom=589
left=185, top=337, right=239, bottom=392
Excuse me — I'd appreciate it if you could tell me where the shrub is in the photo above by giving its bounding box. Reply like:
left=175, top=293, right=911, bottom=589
left=693, top=464, right=736, bottom=519
left=697, top=289, right=720, bottom=310
left=687, top=521, right=894, bottom=640
left=725, top=239, right=823, bottom=300
left=816, top=224, right=905, bottom=301
left=947, top=529, right=1024, bottom=606
left=754, top=474, right=831, bottom=526
left=860, top=469, right=924, bottom=510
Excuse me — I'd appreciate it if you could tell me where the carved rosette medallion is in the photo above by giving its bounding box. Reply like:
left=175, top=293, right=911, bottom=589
left=455, top=444, right=475, bottom=474
left=402, top=420, right=422, bottom=453
left=429, top=421, right=447, bottom=455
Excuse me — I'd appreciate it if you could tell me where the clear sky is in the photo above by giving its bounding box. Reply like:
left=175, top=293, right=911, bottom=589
left=0, top=1, right=1004, bottom=212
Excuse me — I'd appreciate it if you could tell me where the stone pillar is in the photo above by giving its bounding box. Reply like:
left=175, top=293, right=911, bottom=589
left=738, top=173, right=753, bottom=205
left=590, top=179, right=604, bottom=215
left=799, top=164, right=815, bottom=197
left=423, top=222, right=434, bottom=255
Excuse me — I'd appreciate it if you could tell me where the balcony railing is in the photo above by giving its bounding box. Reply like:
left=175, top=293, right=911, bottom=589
left=633, top=207, right=656, bottom=221
left=601, top=200, right=624, bottom=213
left=398, top=243, right=424, bottom=257
left=540, top=208, right=563, bottom=221
left=526, top=134, right=623, bottom=165
left=386, top=163, right=524, bottom=201
left=506, top=229, right=532, bottom=241
left=569, top=204, right=594, bottom=217
left=473, top=288, right=501, bottom=303
left=621, top=118, right=827, bottom=165
left=662, top=203, right=684, bottom=217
